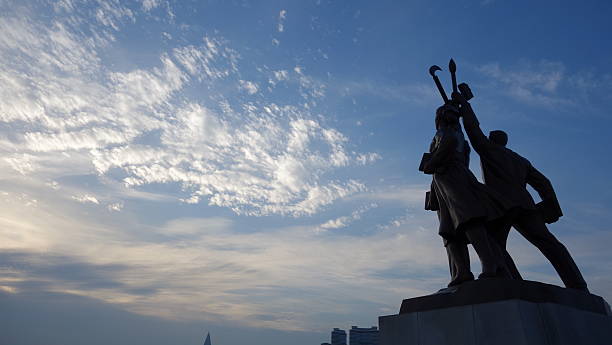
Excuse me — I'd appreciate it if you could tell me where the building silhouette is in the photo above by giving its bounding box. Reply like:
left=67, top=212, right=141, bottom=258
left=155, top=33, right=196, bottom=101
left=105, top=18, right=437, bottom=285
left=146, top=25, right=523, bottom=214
left=203, top=332, right=211, bottom=345
left=349, top=326, right=379, bottom=345
left=331, top=328, right=347, bottom=345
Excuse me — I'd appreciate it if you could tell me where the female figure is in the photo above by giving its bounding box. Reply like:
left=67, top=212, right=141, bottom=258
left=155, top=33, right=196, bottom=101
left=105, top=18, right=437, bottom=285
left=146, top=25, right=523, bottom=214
left=423, top=104, right=508, bottom=286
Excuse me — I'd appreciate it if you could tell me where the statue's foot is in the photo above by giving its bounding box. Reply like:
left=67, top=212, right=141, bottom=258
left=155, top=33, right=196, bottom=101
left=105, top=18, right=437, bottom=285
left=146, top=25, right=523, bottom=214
left=570, top=286, right=590, bottom=293
left=477, top=271, right=497, bottom=279
left=495, top=266, right=512, bottom=279
left=448, top=272, right=475, bottom=287
left=478, top=263, right=503, bottom=280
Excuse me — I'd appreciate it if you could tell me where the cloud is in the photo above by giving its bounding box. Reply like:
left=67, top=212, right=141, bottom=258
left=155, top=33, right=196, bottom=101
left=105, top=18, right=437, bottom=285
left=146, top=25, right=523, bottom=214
left=0, top=285, right=17, bottom=294
left=141, top=0, right=161, bottom=12
left=356, top=185, right=429, bottom=207
left=268, top=70, right=288, bottom=86
left=0, top=288, right=327, bottom=345
left=477, top=60, right=572, bottom=107
left=72, top=194, right=100, bottom=204
left=1, top=179, right=609, bottom=333
left=172, top=38, right=239, bottom=80
left=107, top=202, right=124, bottom=211
left=476, top=60, right=612, bottom=111
left=89, top=107, right=368, bottom=216
left=4, top=154, right=38, bottom=175
left=356, top=152, right=381, bottom=165
left=239, top=80, right=259, bottom=94
left=0, top=1, right=377, bottom=217
left=278, top=10, right=287, bottom=33
left=0, top=190, right=448, bottom=331
left=46, top=180, right=61, bottom=190
left=377, top=210, right=415, bottom=230
left=318, top=203, right=378, bottom=230
left=294, top=66, right=326, bottom=101
left=334, top=80, right=441, bottom=108
left=94, top=0, right=135, bottom=31
left=274, top=70, right=289, bottom=81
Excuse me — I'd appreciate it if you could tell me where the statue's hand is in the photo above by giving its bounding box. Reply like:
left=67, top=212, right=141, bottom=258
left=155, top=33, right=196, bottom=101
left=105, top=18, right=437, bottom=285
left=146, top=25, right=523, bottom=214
left=422, top=163, right=435, bottom=175
left=451, top=91, right=467, bottom=105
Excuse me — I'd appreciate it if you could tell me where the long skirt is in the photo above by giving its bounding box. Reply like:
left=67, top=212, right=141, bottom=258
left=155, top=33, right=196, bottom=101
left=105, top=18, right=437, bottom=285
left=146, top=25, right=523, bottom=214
left=432, top=161, right=510, bottom=241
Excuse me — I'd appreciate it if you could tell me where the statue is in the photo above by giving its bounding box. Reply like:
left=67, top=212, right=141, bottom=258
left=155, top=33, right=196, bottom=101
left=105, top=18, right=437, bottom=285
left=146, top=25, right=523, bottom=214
left=420, top=75, right=511, bottom=286
left=423, top=59, right=588, bottom=291
left=454, top=90, right=589, bottom=292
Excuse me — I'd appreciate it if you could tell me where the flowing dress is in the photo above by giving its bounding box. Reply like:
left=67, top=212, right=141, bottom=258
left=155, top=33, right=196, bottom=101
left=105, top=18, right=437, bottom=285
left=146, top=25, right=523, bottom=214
left=426, top=126, right=509, bottom=241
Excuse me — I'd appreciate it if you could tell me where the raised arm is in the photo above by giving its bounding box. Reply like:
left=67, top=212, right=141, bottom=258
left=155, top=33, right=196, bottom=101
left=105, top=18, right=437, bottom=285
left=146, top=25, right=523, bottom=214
left=452, top=92, right=491, bottom=155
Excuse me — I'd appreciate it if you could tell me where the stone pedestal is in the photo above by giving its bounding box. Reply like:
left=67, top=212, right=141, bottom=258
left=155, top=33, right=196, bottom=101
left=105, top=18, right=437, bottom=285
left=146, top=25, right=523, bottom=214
left=379, top=279, right=612, bottom=345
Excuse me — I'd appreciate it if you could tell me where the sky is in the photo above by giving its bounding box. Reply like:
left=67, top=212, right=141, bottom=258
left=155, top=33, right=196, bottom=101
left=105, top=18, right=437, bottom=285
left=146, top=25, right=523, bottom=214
left=1, top=0, right=612, bottom=344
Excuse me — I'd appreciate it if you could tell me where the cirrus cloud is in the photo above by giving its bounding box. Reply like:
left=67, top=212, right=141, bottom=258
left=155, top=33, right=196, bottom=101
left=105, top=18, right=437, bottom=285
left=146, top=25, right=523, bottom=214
left=0, top=1, right=377, bottom=217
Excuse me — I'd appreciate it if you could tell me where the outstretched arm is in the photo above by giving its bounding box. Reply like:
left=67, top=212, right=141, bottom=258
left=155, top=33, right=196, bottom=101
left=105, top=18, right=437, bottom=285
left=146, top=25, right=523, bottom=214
left=452, top=92, right=491, bottom=155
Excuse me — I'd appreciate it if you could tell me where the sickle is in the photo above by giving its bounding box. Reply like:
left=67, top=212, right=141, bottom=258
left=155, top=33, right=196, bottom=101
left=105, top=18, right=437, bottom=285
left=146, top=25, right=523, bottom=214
left=429, top=65, right=449, bottom=103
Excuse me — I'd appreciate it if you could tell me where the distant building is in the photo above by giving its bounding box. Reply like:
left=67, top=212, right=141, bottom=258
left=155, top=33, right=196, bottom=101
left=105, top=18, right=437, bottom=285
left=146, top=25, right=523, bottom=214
left=331, top=328, right=347, bottom=345
left=349, top=326, right=379, bottom=345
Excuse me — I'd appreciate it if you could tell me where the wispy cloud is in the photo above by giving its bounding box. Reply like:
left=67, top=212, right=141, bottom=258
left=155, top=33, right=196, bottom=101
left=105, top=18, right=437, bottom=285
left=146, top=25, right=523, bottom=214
left=335, top=80, right=441, bottom=108
left=72, top=194, right=100, bottom=204
left=0, top=1, right=377, bottom=217
left=318, top=203, right=378, bottom=230
left=355, top=185, right=429, bottom=207
left=107, top=201, right=124, bottom=212
left=141, top=0, right=161, bottom=12
left=6, top=186, right=605, bottom=331
left=477, top=59, right=612, bottom=112
left=0, top=189, right=447, bottom=331
left=278, top=10, right=287, bottom=33
left=239, top=80, right=259, bottom=94
left=477, top=60, right=571, bottom=107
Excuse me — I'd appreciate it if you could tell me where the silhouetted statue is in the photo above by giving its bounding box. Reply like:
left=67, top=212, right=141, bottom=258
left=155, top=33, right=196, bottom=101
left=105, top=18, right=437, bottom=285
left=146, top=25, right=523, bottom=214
left=423, top=59, right=588, bottom=290
left=453, top=90, right=589, bottom=292
left=421, top=104, right=510, bottom=286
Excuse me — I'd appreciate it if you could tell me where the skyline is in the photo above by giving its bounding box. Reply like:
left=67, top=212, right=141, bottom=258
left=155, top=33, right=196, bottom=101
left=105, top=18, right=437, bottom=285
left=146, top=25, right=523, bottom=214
left=1, top=1, right=612, bottom=344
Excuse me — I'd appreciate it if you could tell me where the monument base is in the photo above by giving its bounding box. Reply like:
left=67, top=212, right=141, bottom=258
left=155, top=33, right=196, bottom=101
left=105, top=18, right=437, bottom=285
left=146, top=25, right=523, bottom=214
left=379, top=279, right=612, bottom=345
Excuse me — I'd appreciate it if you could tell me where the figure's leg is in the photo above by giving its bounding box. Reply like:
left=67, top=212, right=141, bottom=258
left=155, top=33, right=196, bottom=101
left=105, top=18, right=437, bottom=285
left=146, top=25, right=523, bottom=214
left=489, top=212, right=523, bottom=280
left=500, top=241, right=522, bottom=279
left=445, top=239, right=455, bottom=279
left=463, top=220, right=503, bottom=278
left=445, top=240, right=474, bottom=287
left=513, top=210, right=588, bottom=291
left=443, top=237, right=457, bottom=281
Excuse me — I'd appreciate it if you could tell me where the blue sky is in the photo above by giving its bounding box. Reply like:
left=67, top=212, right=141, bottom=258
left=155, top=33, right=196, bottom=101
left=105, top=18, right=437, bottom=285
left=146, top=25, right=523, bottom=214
left=1, top=1, right=611, bottom=344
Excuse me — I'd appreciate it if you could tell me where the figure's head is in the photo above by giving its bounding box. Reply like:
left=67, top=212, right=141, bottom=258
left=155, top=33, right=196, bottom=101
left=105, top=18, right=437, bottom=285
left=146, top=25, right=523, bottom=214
left=489, top=130, right=508, bottom=147
left=435, top=104, right=459, bottom=130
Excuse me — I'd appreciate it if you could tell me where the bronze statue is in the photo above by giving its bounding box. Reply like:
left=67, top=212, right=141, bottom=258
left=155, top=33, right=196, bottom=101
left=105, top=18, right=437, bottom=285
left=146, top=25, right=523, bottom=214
left=453, top=90, right=589, bottom=292
left=423, top=59, right=588, bottom=291
left=421, top=103, right=510, bottom=286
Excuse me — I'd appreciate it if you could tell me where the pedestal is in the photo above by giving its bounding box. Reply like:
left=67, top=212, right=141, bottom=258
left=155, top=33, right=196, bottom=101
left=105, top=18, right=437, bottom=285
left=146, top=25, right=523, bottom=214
left=379, top=279, right=612, bottom=345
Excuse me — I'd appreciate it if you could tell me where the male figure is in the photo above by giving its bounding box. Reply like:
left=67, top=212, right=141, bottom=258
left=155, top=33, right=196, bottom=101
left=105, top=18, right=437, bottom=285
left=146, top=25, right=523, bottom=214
left=453, top=92, right=588, bottom=291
